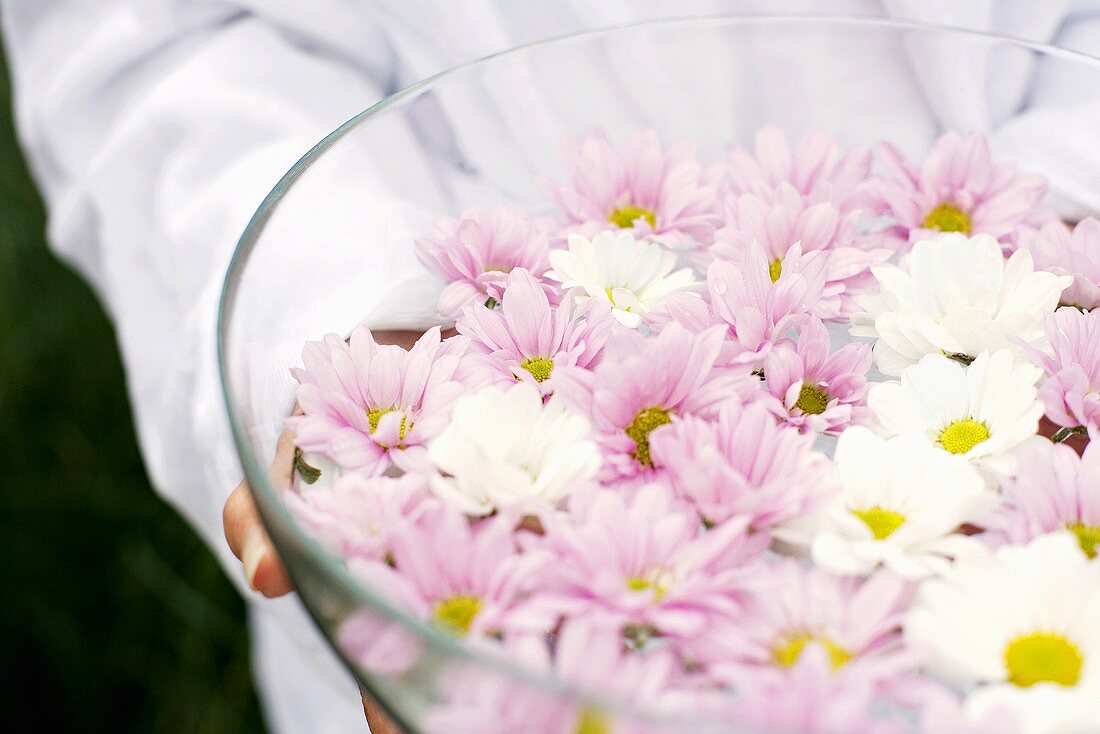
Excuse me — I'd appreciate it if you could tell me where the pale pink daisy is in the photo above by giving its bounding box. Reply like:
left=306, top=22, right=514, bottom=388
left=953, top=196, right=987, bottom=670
left=456, top=268, right=612, bottom=395
left=540, top=127, right=723, bottom=248
left=287, top=326, right=466, bottom=476
left=649, top=400, right=834, bottom=530
left=1024, top=308, right=1100, bottom=440
left=710, top=183, right=890, bottom=319
left=553, top=323, right=756, bottom=483
left=868, top=131, right=1051, bottom=249
left=415, top=205, right=552, bottom=318
left=759, top=317, right=873, bottom=434
left=1020, top=218, right=1100, bottom=310
left=987, top=439, right=1100, bottom=559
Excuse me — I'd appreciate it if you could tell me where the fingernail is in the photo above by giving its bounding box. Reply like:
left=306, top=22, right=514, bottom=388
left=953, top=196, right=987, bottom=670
left=242, top=527, right=267, bottom=589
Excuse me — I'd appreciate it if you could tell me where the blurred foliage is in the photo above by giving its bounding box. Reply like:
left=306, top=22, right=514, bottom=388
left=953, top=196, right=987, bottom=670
left=0, top=47, right=265, bottom=732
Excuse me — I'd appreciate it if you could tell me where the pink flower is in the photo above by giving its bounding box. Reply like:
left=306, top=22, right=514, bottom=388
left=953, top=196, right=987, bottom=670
left=288, top=326, right=466, bottom=475
left=517, top=484, right=763, bottom=656
left=868, top=131, right=1051, bottom=249
left=554, top=323, right=755, bottom=483
left=284, top=473, right=430, bottom=562
left=540, top=127, right=723, bottom=249
left=986, top=440, right=1100, bottom=559
left=650, top=400, right=834, bottom=530
left=1020, top=217, right=1100, bottom=310
left=1025, top=308, right=1100, bottom=439
left=759, top=317, right=873, bottom=434
left=726, top=125, right=874, bottom=214
left=415, top=205, right=552, bottom=318
left=710, top=184, right=890, bottom=319
left=456, top=268, right=612, bottom=395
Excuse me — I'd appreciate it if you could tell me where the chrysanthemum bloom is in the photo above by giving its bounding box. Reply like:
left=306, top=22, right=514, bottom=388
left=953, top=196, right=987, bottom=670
left=987, top=440, right=1100, bottom=559
left=1020, top=218, right=1100, bottom=310
left=868, top=351, right=1044, bottom=476
left=456, top=268, right=612, bottom=395
left=553, top=323, right=755, bottom=483
left=726, top=125, right=874, bottom=214
left=540, top=127, right=723, bottom=249
left=710, top=184, right=890, bottom=319
left=546, top=230, right=697, bottom=328
left=759, top=317, right=872, bottom=434
left=649, top=401, right=833, bottom=530
left=777, top=428, right=999, bottom=579
left=288, top=326, right=466, bottom=476
left=851, top=233, right=1070, bottom=376
left=284, top=473, right=430, bottom=562
left=1024, top=308, right=1100, bottom=440
left=427, top=383, right=601, bottom=517
left=415, top=205, right=552, bottom=318
left=905, top=532, right=1100, bottom=734
left=700, top=559, right=913, bottom=680
left=868, top=131, right=1051, bottom=249
left=519, top=484, right=763, bottom=654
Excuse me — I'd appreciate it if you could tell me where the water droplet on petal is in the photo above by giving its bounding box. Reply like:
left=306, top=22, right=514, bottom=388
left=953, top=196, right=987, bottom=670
left=712, top=279, right=728, bottom=295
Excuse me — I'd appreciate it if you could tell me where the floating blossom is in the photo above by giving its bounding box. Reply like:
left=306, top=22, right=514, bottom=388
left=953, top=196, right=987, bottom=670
left=868, top=131, right=1051, bottom=248
left=868, top=351, right=1044, bottom=476
left=710, top=183, right=890, bottom=319
left=546, top=230, right=696, bottom=328
left=650, top=401, right=833, bottom=531
left=288, top=326, right=466, bottom=476
left=427, top=383, right=601, bottom=517
left=540, top=127, right=723, bottom=248
left=457, top=268, right=611, bottom=395
left=1024, top=308, right=1100, bottom=440
left=1020, top=218, right=1100, bottom=310
left=415, top=205, right=553, bottom=319
left=519, top=483, right=763, bottom=653
left=778, top=428, right=998, bottom=579
left=851, top=233, right=1070, bottom=376
left=987, top=440, right=1100, bottom=559
left=554, top=323, right=755, bottom=483
left=759, top=317, right=872, bottom=434
left=905, top=533, right=1100, bottom=734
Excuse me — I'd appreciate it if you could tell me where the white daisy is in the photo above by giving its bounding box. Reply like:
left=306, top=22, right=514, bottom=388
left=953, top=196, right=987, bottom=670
left=906, top=532, right=1100, bottom=734
left=868, top=350, right=1043, bottom=476
left=546, top=230, right=696, bottom=328
left=427, top=382, right=600, bottom=516
left=851, top=233, right=1070, bottom=376
left=775, top=427, right=999, bottom=579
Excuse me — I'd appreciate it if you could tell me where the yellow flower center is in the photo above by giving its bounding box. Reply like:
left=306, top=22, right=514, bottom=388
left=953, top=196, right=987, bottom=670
left=575, top=709, right=611, bottom=734
left=939, top=419, right=990, bottom=455
left=432, top=595, right=482, bottom=636
left=367, top=407, right=410, bottom=443
left=773, top=632, right=853, bottom=671
left=626, top=575, right=668, bottom=602
left=795, top=382, right=830, bottom=415
left=625, top=406, right=673, bottom=468
left=521, top=356, right=554, bottom=383
left=923, top=203, right=972, bottom=233
left=1066, top=522, right=1100, bottom=559
left=852, top=507, right=906, bottom=540
left=608, top=204, right=657, bottom=229
left=768, top=258, right=783, bottom=283
left=1004, top=632, right=1083, bottom=688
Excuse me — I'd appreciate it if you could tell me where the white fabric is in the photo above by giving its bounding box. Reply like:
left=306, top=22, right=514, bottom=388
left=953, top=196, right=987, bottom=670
left=3, top=2, right=1100, bottom=732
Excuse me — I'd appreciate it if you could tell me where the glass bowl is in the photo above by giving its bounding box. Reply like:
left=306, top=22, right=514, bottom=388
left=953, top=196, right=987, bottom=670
left=218, top=15, right=1100, bottom=732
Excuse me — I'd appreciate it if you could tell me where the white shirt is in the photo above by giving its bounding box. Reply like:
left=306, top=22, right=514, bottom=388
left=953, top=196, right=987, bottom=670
left=3, top=2, right=1100, bottom=732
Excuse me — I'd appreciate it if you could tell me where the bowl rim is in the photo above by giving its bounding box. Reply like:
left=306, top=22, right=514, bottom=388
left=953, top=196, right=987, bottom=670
left=217, top=11, right=1100, bottom=725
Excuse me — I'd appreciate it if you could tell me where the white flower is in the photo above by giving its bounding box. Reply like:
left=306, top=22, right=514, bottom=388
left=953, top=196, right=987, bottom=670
left=868, top=350, right=1043, bottom=476
left=775, top=427, right=998, bottom=579
left=906, top=532, right=1100, bottom=734
left=427, top=383, right=600, bottom=516
left=851, top=233, right=1070, bottom=376
left=547, top=230, right=696, bottom=328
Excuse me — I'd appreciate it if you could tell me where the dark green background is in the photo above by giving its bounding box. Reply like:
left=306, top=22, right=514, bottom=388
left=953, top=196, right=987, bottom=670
left=0, top=47, right=265, bottom=732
